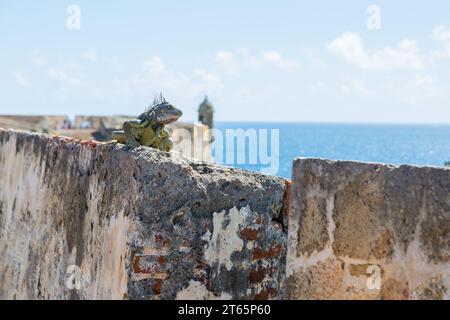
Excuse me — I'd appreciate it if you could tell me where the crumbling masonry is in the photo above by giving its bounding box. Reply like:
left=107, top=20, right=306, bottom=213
left=0, top=129, right=449, bottom=299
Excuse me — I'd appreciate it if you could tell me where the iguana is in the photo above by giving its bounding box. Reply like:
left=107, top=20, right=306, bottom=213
left=111, top=95, right=182, bottom=151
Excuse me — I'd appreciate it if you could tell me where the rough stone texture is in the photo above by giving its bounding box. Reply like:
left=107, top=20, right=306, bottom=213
left=0, top=129, right=287, bottom=299
left=286, top=158, right=450, bottom=300
left=3, top=129, right=450, bottom=300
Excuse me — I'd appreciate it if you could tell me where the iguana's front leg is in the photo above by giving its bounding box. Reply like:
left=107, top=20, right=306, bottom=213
left=123, top=119, right=149, bottom=147
left=158, top=128, right=173, bottom=152
left=140, top=125, right=163, bottom=147
left=111, top=131, right=126, bottom=143
left=153, top=127, right=173, bottom=151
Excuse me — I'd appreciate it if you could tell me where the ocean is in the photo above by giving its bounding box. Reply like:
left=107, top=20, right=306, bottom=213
left=213, top=122, right=450, bottom=178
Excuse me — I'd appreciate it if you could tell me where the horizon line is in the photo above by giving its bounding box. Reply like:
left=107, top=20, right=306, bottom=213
left=1, top=113, right=450, bottom=126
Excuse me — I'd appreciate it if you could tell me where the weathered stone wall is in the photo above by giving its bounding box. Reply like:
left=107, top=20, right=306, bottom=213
left=0, top=129, right=288, bottom=299
left=285, top=158, right=450, bottom=299
left=2, top=129, right=450, bottom=300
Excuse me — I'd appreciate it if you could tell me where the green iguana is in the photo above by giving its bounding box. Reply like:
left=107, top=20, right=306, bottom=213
left=111, top=95, right=182, bottom=151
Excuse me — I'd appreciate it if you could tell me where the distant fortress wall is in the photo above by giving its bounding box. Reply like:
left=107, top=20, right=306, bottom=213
left=0, top=115, right=213, bottom=162
left=0, top=129, right=449, bottom=299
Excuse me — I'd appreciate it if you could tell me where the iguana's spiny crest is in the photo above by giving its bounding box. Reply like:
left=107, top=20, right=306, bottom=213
left=138, top=94, right=183, bottom=125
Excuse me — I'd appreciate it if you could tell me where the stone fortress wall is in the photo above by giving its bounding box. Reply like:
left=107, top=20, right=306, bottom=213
left=0, top=129, right=449, bottom=299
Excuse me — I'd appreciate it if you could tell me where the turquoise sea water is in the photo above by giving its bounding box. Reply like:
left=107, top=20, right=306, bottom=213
left=214, top=122, right=450, bottom=178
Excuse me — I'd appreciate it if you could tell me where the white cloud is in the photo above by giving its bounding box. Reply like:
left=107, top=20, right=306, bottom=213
left=328, top=32, right=425, bottom=70
left=129, top=56, right=223, bottom=99
left=380, top=73, right=444, bottom=105
left=192, top=68, right=224, bottom=91
left=28, top=50, right=224, bottom=108
left=326, top=27, right=450, bottom=103
left=82, top=49, right=97, bottom=62
left=143, top=56, right=165, bottom=74
left=431, top=25, right=450, bottom=61
left=299, top=46, right=325, bottom=66
left=216, top=48, right=300, bottom=74
left=432, top=25, right=450, bottom=44
left=12, top=72, right=28, bottom=86
left=47, top=68, right=82, bottom=87
left=338, top=74, right=444, bottom=103
left=259, top=50, right=299, bottom=68
left=401, top=74, right=443, bottom=104
left=340, top=80, right=372, bottom=96
left=31, top=51, right=84, bottom=88
left=215, top=51, right=240, bottom=75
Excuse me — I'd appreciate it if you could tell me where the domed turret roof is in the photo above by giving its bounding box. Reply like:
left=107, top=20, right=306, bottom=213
left=198, top=96, right=214, bottom=113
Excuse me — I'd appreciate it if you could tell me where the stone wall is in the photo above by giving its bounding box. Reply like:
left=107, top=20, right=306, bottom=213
left=1, top=129, right=450, bottom=300
left=285, top=158, right=450, bottom=299
left=0, top=129, right=288, bottom=299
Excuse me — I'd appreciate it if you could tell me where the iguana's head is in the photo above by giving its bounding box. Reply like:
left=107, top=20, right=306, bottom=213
left=139, top=95, right=183, bottom=125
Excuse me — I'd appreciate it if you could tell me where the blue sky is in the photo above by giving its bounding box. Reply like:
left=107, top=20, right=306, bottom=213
left=1, top=0, right=450, bottom=123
